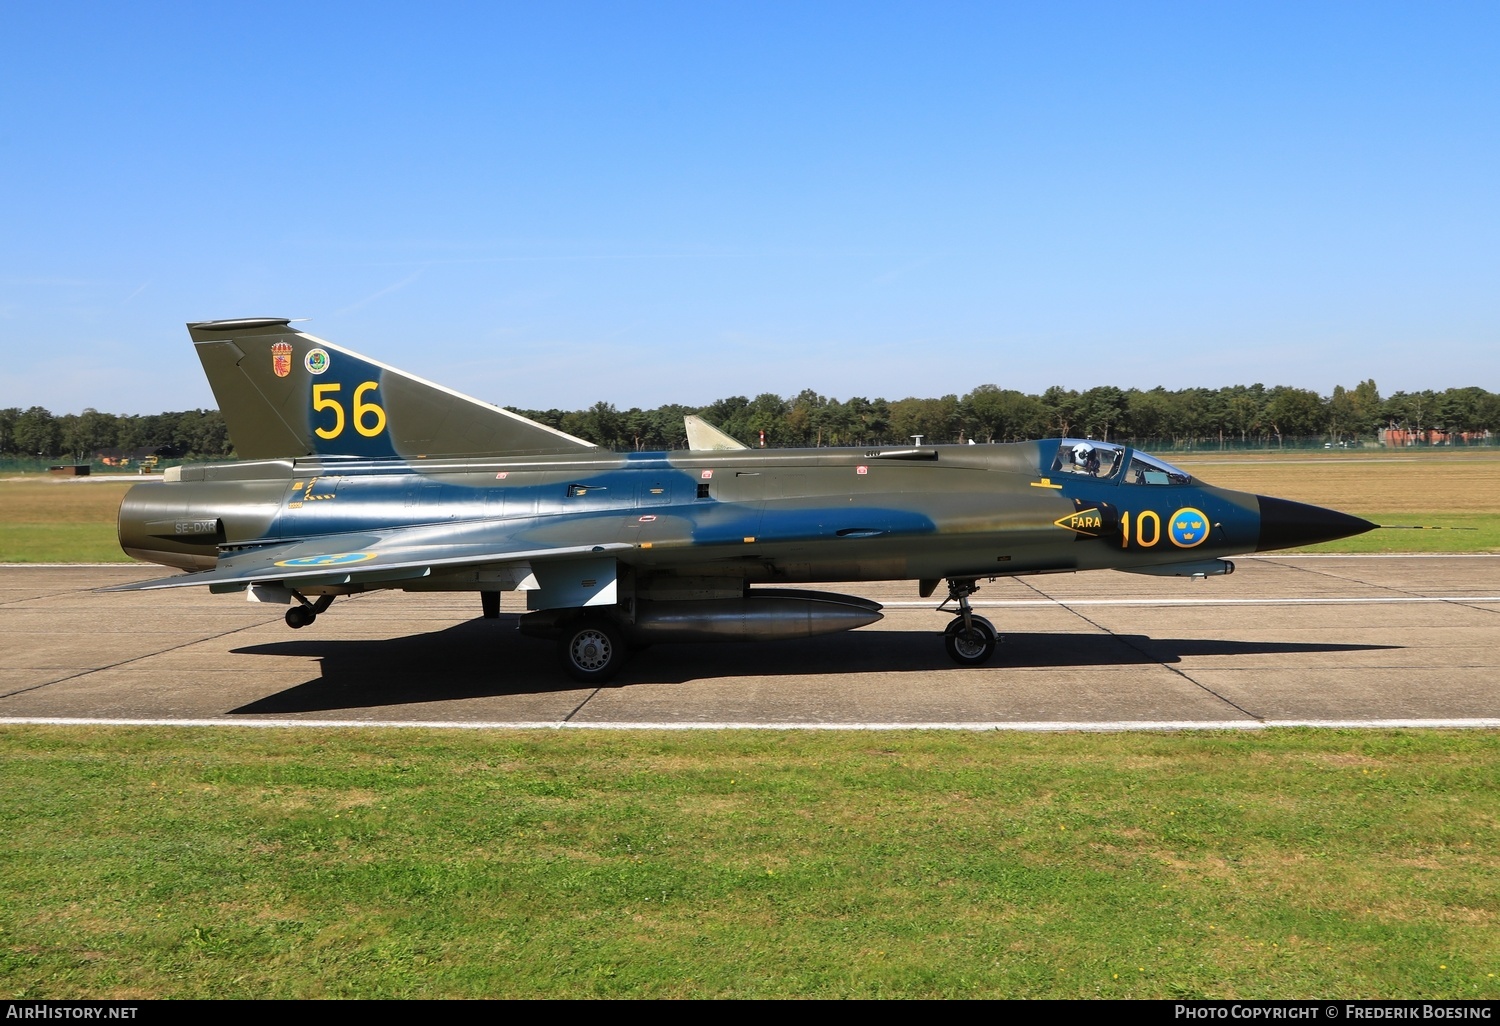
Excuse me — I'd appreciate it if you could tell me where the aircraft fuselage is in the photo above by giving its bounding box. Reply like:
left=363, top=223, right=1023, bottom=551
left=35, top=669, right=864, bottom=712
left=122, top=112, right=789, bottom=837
left=119, top=438, right=1328, bottom=594
left=110, top=318, right=1376, bottom=681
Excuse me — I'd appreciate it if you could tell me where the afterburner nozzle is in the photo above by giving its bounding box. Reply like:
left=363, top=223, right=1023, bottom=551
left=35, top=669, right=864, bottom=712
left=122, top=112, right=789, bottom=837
left=1256, top=495, right=1377, bottom=552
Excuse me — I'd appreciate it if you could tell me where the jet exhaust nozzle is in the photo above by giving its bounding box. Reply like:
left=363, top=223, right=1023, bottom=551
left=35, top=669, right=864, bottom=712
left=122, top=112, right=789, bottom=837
left=118, top=481, right=223, bottom=571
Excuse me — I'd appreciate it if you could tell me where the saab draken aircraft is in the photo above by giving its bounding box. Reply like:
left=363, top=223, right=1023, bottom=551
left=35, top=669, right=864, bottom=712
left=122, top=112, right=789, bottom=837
left=109, top=318, right=1376, bottom=681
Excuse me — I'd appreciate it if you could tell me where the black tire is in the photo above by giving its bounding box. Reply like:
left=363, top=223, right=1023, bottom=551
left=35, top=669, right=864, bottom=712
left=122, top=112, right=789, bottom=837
left=943, top=615, right=997, bottom=665
left=558, top=616, right=626, bottom=683
left=285, top=606, right=315, bottom=630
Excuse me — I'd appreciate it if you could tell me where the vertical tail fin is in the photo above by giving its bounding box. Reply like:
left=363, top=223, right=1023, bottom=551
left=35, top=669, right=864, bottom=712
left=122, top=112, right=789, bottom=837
left=684, top=414, right=749, bottom=451
left=188, top=319, right=596, bottom=460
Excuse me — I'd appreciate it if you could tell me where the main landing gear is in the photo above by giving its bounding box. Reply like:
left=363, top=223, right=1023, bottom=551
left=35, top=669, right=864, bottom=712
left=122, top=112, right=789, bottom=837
left=284, top=594, right=334, bottom=629
left=939, top=579, right=998, bottom=666
left=558, top=615, right=627, bottom=683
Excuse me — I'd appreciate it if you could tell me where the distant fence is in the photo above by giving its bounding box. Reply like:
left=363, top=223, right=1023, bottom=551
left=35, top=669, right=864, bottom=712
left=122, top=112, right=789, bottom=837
left=2, top=435, right=1494, bottom=472
left=0, top=458, right=192, bottom=475
left=1117, top=436, right=1497, bottom=454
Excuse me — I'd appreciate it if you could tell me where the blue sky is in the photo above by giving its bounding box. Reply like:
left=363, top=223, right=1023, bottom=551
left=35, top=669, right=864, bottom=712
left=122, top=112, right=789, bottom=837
left=2, top=2, right=1497, bottom=414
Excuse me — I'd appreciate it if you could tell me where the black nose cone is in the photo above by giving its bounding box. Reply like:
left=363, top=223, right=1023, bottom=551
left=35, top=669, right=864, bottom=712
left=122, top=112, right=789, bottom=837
left=1256, top=495, right=1377, bottom=552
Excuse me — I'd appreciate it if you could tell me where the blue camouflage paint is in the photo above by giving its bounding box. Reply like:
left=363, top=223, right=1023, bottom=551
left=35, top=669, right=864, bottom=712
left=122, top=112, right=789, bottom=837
left=1052, top=469, right=1257, bottom=551
left=271, top=456, right=939, bottom=546
left=303, top=350, right=399, bottom=459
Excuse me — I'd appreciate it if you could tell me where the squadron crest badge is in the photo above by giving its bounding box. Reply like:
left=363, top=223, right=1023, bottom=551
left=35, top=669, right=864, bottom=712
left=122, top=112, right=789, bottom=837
left=271, top=342, right=293, bottom=378
left=304, top=348, right=330, bottom=375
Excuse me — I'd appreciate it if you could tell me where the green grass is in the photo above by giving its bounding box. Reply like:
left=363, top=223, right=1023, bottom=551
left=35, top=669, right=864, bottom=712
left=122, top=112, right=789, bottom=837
left=0, top=524, right=129, bottom=562
left=1, top=726, right=1496, bottom=999
left=0, top=480, right=133, bottom=562
left=1304, top=513, right=1500, bottom=553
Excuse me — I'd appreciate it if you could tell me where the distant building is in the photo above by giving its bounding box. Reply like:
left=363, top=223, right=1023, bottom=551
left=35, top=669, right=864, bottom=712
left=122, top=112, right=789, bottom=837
left=1378, top=427, right=1492, bottom=446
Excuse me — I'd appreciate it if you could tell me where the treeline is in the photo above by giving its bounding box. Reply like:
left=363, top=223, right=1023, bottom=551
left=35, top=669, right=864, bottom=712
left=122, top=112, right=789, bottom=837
left=515, top=381, right=1500, bottom=450
left=5, top=381, right=1497, bottom=460
left=0, top=407, right=231, bottom=460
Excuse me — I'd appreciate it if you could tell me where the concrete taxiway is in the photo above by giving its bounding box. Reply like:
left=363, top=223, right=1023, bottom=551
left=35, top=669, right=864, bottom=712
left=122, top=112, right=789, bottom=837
left=1, top=556, right=1497, bottom=730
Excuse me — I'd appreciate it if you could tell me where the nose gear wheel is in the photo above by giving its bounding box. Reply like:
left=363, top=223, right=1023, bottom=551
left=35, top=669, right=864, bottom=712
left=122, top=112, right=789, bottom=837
left=937, top=578, right=1000, bottom=665
left=944, top=615, right=997, bottom=664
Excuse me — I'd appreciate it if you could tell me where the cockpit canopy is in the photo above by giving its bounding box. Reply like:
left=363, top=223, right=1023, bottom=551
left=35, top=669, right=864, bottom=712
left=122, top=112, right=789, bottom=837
left=1050, top=439, right=1192, bottom=486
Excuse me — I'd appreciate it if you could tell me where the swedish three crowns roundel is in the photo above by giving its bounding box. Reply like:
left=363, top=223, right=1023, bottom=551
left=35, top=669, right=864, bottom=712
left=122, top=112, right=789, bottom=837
left=1168, top=507, right=1210, bottom=548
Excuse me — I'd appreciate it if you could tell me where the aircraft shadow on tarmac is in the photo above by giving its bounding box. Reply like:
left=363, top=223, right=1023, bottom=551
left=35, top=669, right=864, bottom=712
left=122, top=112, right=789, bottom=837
left=228, top=616, right=1401, bottom=715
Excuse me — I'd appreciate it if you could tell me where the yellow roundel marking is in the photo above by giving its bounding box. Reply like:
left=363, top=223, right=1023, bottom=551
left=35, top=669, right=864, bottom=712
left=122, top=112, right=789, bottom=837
left=1169, top=507, right=1210, bottom=548
left=274, top=552, right=378, bottom=568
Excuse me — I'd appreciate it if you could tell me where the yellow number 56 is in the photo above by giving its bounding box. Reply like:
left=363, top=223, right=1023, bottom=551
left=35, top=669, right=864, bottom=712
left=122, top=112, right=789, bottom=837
left=313, top=382, right=387, bottom=439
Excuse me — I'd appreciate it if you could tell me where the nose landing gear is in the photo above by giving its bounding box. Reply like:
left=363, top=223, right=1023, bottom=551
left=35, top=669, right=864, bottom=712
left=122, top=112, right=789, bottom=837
left=939, top=578, right=998, bottom=665
left=284, top=593, right=335, bottom=629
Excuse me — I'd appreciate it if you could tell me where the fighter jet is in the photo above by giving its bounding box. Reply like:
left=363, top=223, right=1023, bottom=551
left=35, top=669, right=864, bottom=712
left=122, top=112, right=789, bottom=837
left=109, top=318, right=1376, bottom=681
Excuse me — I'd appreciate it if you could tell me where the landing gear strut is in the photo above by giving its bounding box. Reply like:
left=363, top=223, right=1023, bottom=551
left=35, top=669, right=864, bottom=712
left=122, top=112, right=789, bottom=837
left=284, top=593, right=334, bottom=630
left=939, top=579, right=998, bottom=665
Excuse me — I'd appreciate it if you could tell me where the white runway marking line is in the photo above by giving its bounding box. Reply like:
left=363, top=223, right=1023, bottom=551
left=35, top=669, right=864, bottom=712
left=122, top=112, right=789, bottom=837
left=0, top=717, right=1497, bottom=732
left=882, top=596, right=1500, bottom=608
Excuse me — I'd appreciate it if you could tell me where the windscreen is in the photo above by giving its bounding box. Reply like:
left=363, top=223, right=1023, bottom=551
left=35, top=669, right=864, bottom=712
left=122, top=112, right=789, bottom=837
left=1124, top=451, right=1192, bottom=486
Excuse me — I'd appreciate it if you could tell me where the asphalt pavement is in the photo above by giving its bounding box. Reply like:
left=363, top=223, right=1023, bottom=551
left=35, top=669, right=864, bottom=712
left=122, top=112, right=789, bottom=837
left=1, top=556, right=1497, bottom=729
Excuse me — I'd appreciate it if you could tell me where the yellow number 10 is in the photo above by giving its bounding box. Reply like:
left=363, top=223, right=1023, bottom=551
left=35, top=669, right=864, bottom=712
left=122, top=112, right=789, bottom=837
left=1119, top=510, right=1161, bottom=548
left=313, top=382, right=387, bottom=439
